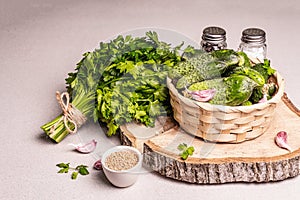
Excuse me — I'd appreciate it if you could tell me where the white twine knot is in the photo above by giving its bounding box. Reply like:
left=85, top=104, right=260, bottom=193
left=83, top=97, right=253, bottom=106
left=50, top=91, right=87, bottom=134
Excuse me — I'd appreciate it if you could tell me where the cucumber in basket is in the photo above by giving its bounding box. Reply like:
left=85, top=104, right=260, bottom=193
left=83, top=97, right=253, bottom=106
left=169, top=49, right=242, bottom=89
left=187, top=74, right=258, bottom=106
left=170, top=49, right=277, bottom=106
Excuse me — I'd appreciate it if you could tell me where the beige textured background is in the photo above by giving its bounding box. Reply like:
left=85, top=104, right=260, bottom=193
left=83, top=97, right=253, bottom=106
left=1, top=0, right=300, bottom=199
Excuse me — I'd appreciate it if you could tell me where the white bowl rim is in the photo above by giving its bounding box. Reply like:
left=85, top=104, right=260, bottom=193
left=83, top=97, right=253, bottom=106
left=101, top=145, right=142, bottom=174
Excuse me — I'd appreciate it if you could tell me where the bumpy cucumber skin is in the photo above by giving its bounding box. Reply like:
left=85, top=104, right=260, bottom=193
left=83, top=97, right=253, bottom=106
left=173, top=50, right=278, bottom=106
left=224, top=75, right=257, bottom=106
left=175, top=60, right=228, bottom=89
left=188, top=75, right=257, bottom=106
left=171, top=50, right=243, bottom=89
left=237, top=51, right=251, bottom=67
left=229, top=67, right=265, bottom=86
left=172, top=54, right=214, bottom=77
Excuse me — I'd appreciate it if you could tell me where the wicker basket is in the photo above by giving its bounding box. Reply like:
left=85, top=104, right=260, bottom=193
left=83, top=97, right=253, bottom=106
left=167, top=72, right=285, bottom=143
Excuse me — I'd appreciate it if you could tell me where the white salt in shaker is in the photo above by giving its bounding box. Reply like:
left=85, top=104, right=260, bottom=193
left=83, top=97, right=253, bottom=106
left=238, top=28, right=267, bottom=63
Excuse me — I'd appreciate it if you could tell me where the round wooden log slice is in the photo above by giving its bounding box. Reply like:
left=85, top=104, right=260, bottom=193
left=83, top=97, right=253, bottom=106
left=120, top=93, right=300, bottom=184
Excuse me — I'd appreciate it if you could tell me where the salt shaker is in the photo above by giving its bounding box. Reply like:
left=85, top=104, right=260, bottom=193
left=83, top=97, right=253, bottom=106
left=200, top=26, right=227, bottom=52
left=238, top=28, right=267, bottom=63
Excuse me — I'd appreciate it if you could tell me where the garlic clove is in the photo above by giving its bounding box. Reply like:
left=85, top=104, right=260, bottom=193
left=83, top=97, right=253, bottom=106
left=187, top=88, right=216, bottom=102
left=274, top=131, right=292, bottom=152
left=259, top=94, right=268, bottom=103
left=75, top=139, right=97, bottom=153
left=93, top=159, right=102, bottom=170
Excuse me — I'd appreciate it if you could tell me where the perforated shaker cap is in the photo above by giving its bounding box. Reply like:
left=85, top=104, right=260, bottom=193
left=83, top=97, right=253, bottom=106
left=241, top=28, right=266, bottom=44
left=202, top=26, right=226, bottom=44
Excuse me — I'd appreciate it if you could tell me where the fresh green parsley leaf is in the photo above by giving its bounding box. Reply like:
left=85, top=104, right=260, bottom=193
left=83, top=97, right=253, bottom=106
left=76, top=165, right=89, bottom=176
left=56, top=163, right=89, bottom=180
left=177, top=143, right=195, bottom=160
left=177, top=143, right=187, bottom=151
left=57, top=168, right=69, bottom=174
left=56, top=163, right=70, bottom=169
left=71, top=172, right=78, bottom=180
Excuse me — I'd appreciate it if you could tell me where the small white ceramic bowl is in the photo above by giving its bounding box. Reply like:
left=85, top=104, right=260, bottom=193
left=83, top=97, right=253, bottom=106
left=101, top=145, right=142, bottom=187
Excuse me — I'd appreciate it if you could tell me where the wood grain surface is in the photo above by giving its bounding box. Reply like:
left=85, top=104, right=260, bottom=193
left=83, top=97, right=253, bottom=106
left=120, top=94, right=300, bottom=184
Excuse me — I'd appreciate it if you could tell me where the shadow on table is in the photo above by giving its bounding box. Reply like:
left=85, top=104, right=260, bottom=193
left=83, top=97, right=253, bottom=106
left=36, top=132, right=57, bottom=145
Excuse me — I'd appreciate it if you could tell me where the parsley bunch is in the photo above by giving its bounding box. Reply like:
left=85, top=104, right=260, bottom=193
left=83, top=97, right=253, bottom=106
left=41, top=31, right=191, bottom=142
left=95, top=32, right=185, bottom=136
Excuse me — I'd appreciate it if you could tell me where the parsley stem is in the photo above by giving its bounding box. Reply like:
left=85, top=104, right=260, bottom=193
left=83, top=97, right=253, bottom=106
left=41, top=90, right=95, bottom=143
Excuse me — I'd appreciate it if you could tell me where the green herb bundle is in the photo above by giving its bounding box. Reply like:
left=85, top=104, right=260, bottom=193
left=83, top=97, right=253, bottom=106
left=41, top=31, right=188, bottom=142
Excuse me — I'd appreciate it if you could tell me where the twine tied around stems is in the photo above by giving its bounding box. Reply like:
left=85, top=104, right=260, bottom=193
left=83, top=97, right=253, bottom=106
left=50, top=91, right=87, bottom=134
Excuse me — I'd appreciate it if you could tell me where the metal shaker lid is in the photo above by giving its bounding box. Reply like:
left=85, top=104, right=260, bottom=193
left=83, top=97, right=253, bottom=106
left=241, top=28, right=266, bottom=44
left=202, top=26, right=226, bottom=44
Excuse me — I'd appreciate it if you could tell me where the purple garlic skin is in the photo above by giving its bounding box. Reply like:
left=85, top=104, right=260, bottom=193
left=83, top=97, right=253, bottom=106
left=93, top=159, right=102, bottom=170
left=259, top=94, right=268, bottom=103
left=75, top=139, right=97, bottom=154
left=186, top=88, right=216, bottom=102
left=274, top=131, right=292, bottom=152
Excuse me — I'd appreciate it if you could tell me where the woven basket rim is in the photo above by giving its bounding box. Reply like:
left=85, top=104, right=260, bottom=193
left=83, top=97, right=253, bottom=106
left=167, top=72, right=285, bottom=113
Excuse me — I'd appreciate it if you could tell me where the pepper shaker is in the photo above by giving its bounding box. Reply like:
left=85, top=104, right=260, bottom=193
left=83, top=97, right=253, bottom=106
left=238, top=28, right=267, bottom=63
left=200, top=26, right=227, bottom=52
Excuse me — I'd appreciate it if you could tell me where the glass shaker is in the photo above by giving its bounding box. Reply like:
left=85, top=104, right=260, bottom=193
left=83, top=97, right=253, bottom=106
left=200, top=26, right=227, bottom=52
left=238, top=28, right=267, bottom=63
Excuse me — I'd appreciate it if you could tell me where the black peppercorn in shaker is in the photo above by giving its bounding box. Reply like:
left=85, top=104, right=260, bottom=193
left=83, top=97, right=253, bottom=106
left=200, top=26, right=227, bottom=52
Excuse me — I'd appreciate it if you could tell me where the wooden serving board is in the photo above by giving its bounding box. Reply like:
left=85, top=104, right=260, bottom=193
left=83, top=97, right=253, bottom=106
left=120, top=93, right=300, bottom=184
